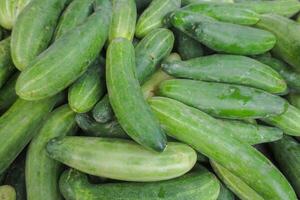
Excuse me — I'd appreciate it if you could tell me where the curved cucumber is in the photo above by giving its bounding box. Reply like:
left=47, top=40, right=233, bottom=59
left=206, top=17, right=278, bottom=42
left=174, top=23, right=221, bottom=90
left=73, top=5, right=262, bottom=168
left=47, top=137, right=197, bottom=182
left=217, top=184, right=235, bottom=200
left=106, top=38, right=166, bottom=152
left=11, top=0, right=69, bottom=70
left=16, top=1, right=112, bottom=100
left=148, top=97, right=297, bottom=200
left=158, top=79, right=288, bottom=119
left=162, top=54, right=287, bottom=94
left=135, top=0, right=181, bottom=38
left=0, top=185, right=16, bottom=200
left=92, top=95, right=114, bottom=123
left=0, top=37, right=15, bottom=89
left=0, top=72, right=18, bottom=117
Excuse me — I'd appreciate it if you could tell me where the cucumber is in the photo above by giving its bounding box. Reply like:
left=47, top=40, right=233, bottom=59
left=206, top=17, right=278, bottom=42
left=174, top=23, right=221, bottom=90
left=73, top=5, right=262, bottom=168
left=269, top=136, right=300, bottom=197
left=0, top=95, right=59, bottom=175
left=0, top=73, right=18, bottom=113
left=171, top=12, right=276, bottom=55
left=162, top=54, right=287, bottom=94
left=11, top=0, right=69, bottom=70
left=0, top=37, right=15, bottom=89
left=182, top=0, right=233, bottom=5
left=68, top=58, right=105, bottom=113
left=109, top=0, right=137, bottom=42
left=158, top=79, right=288, bottom=119
left=92, top=95, right=114, bottom=123
left=135, top=0, right=181, bottom=38
left=106, top=38, right=166, bottom=152
left=47, top=137, right=197, bottom=182
left=288, top=93, right=300, bottom=109
left=16, top=0, right=112, bottom=100
left=148, top=96, right=297, bottom=200
left=0, top=185, right=16, bottom=200
left=26, top=105, right=77, bottom=200
left=217, top=184, right=235, bottom=200
left=59, top=167, right=220, bottom=200
left=256, top=14, right=300, bottom=71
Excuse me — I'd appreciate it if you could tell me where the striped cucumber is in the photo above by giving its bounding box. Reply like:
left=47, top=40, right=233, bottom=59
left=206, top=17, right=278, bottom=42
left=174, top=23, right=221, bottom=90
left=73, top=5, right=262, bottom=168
left=26, top=105, right=77, bottom=200
left=158, top=79, right=288, bottom=119
left=59, top=167, right=220, bottom=200
left=106, top=38, right=166, bottom=151
left=47, top=137, right=197, bottom=182
left=109, top=0, right=137, bottom=42
left=0, top=185, right=16, bottom=200
left=135, top=0, right=181, bottom=38
left=162, top=54, right=287, bottom=94
left=0, top=37, right=15, bottom=89
left=217, top=184, right=235, bottom=200
left=16, top=0, right=112, bottom=100
left=0, top=73, right=18, bottom=113
left=11, top=0, right=69, bottom=70
left=148, top=97, right=297, bottom=200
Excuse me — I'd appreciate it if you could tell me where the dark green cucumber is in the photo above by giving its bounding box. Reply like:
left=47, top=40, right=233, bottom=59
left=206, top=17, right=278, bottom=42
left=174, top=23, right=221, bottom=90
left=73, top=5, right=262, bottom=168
left=106, top=38, right=166, bottom=152
left=59, top=167, right=220, bottom=200
left=26, top=105, right=77, bottom=200
left=0, top=185, right=16, bottom=200
left=16, top=1, right=112, bottom=100
left=47, top=137, right=197, bottom=182
left=148, top=96, right=297, bottom=200
left=162, top=54, right=287, bottom=94
left=217, top=183, right=235, bottom=200
left=135, top=0, right=181, bottom=38
left=269, top=136, right=300, bottom=197
left=256, top=14, right=300, bottom=71
left=109, top=0, right=137, bottom=42
left=68, top=58, right=105, bottom=113
left=0, top=95, right=59, bottom=175
left=158, top=79, right=288, bottom=119
left=171, top=11, right=276, bottom=55
left=0, top=37, right=15, bottom=89
left=182, top=0, right=233, bottom=6
left=288, top=93, right=300, bottom=109
left=0, top=73, right=18, bottom=113
left=92, top=95, right=114, bottom=123
left=11, top=0, right=69, bottom=70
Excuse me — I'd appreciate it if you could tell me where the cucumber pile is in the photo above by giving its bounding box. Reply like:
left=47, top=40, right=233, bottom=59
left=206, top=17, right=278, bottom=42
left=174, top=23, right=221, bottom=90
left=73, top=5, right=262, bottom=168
left=0, top=0, right=300, bottom=199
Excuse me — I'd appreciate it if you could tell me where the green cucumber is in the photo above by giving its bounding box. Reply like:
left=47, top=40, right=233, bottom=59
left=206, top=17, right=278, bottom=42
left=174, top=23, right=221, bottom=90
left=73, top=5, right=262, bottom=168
left=217, top=184, right=235, bottom=200
left=106, top=38, right=166, bottom=151
left=109, top=0, right=137, bottom=42
left=26, top=105, right=77, bottom=200
left=0, top=185, right=16, bottom=200
left=47, top=137, right=197, bottom=182
left=148, top=96, right=297, bottom=200
left=135, top=0, right=181, bottom=38
left=158, top=79, right=288, bottom=119
left=11, top=0, right=69, bottom=70
left=68, top=58, right=105, bottom=113
left=162, top=54, right=287, bottom=94
left=171, top=12, right=276, bottom=55
left=16, top=1, right=112, bottom=100
left=182, top=0, right=233, bottom=6
left=269, top=136, right=300, bottom=197
left=256, top=14, right=300, bottom=71
left=92, top=95, right=114, bottom=123
left=0, top=37, right=15, bottom=89
left=0, top=73, right=18, bottom=113
left=288, top=93, right=300, bottom=109
left=59, top=167, right=220, bottom=200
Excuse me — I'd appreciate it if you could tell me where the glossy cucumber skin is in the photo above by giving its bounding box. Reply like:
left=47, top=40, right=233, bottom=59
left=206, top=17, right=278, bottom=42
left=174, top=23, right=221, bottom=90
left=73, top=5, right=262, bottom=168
left=256, top=14, right=300, bottom=71
left=0, top=95, right=59, bottom=175
left=0, top=185, right=16, bottom=200
left=16, top=1, right=112, bottom=100
left=106, top=38, right=166, bottom=152
left=47, top=137, right=197, bottom=182
left=158, top=79, right=288, bottom=119
left=162, top=54, right=287, bottom=94
left=11, top=0, right=69, bottom=70
left=0, top=37, right=15, bottom=89
left=270, top=136, right=300, bottom=197
left=148, top=97, right=297, bottom=200
left=60, top=168, right=220, bottom=200
left=0, top=73, right=18, bottom=113
left=26, top=105, right=77, bottom=200
left=92, top=95, right=114, bottom=123
left=217, top=184, right=235, bottom=200
left=171, top=11, right=276, bottom=55
left=109, top=0, right=137, bottom=42
left=135, top=0, right=181, bottom=38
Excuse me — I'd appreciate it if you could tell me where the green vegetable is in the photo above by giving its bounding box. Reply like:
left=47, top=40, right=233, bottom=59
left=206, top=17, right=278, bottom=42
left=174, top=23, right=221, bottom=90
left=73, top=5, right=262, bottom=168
left=0, top=185, right=16, bottom=200
left=0, top=73, right=18, bottom=113
left=47, top=137, right=197, bottom=182
left=288, top=93, right=300, bottom=109
left=217, top=184, right=235, bottom=200
left=0, top=37, right=15, bottom=89
left=182, top=0, right=233, bottom=6
left=92, top=95, right=114, bottom=123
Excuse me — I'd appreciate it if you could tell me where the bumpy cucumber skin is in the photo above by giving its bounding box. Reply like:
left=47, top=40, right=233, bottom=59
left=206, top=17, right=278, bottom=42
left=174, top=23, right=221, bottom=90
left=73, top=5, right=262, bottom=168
left=92, top=95, right=114, bottom=123
left=47, top=137, right=197, bottom=182
left=0, top=95, right=59, bottom=175
left=16, top=1, right=112, bottom=100
left=26, top=105, right=77, bottom=200
left=11, top=0, right=69, bottom=70
left=162, top=54, right=287, bottom=94
left=270, top=136, right=300, bottom=197
left=135, top=0, right=181, bottom=38
left=60, top=168, right=220, bottom=200
left=217, top=184, right=235, bottom=200
left=0, top=37, right=15, bottom=89
left=0, top=185, right=16, bottom=200
left=158, top=79, right=288, bottom=119
left=109, top=0, right=137, bottom=42
left=106, top=38, right=166, bottom=152
left=149, top=97, right=297, bottom=200
left=0, top=73, right=18, bottom=113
